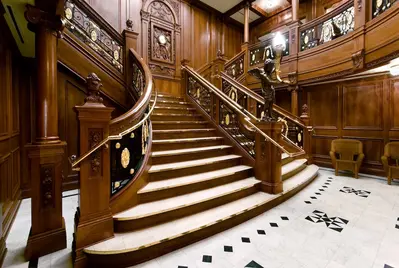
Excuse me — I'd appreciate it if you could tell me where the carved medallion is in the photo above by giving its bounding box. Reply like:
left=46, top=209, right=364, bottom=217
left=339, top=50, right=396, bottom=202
left=90, top=30, right=97, bottom=41
left=113, top=50, right=119, bottom=60
left=297, top=133, right=302, bottom=143
left=152, top=26, right=173, bottom=63
left=65, top=8, right=72, bottom=20
left=229, top=88, right=238, bottom=102
left=304, top=35, right=309, bottom=44
left=225, top=114, right=230, bottom=126
left=130, top=169, right=135, bottom=175
left=158, top=34, right=167, bottom=45
left=115, top=142, right=121, bottom=149
left=121, top=148, right=130, bottom=168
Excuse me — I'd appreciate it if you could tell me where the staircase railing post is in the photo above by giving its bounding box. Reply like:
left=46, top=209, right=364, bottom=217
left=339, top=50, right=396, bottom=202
left=255, top=122, right=283, bottom=194
left=300, top=104, right=313, bottom=164
left=123, top=22, right=139, bottom=87
left=73, top=73, right=115, bottom=268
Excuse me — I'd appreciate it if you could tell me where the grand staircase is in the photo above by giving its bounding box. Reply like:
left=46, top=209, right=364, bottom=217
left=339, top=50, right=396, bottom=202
left=83, top=94, right=319, bottom=267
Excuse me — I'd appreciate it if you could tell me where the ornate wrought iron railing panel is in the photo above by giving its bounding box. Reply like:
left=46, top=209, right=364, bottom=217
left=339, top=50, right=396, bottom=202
left=110, top=117, right=150, bottom=196
left=300, top=4, right=354, bottom=51
left=373, top=0, right=397, bottom=17
left=220, top=102, right=255, bottom=157
left=222, top=79, right=248, bottom=110
left=132, top=61, right=145, bottom=96
left=187, top=76, right=212, bottom=115
left=249, top=32, right=289, bottom=67
left=64, top=0, right=124, bottom=72
left=225, top=53, right=245, bottom=79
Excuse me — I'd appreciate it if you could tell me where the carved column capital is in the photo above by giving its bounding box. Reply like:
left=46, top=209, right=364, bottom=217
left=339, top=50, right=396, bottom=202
left=352, top=49, right=365, bottom=70
left=85, top=73, right=104, bottom=104
left=25, top=4, right=64, bottom=36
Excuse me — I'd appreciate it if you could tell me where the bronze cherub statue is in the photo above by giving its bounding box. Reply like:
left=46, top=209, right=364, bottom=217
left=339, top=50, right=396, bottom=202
left=248, top=42, right=291, bottom=122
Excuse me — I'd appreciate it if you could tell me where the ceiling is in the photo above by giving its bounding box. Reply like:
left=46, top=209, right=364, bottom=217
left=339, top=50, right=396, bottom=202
left=198, top=0, right=291, bottom=25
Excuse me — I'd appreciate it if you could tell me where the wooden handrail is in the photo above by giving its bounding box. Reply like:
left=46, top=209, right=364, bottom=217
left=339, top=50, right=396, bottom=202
left=299, top=0, right=353, bottom=31
left=183, top=65, right=302, bottom=157
left=225, top=50, right=246, bottom=69
left=220, top=71, right=307, bottom=128
left=70, top=48, right=154, bottom=168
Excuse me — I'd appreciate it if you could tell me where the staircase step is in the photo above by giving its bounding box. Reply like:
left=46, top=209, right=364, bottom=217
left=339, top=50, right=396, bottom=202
left=155, top=94, right=184, bottom=101
left=114, top=177, right=260, bottom=231
left=151, top=145, right=232, bottom=165
left=154, top=106, right=197, bottom=114
left=84, top=166, right=318, bottom=267
left=282, top=158, right=307, bottom=180
left=138, top=165, right=252, bottom=201
left=152, top=136, right=224, bottom=151
left=151, top=113, right=203, bottom=121
left=153, top=128, right=217, bottom=139
left=282, top=153, right=293, bottom=165
left=149, top=154, right=242, bottom=181
left=152, top=121, right=209, bottom=130
left=151, top=99, right=192, bottom=108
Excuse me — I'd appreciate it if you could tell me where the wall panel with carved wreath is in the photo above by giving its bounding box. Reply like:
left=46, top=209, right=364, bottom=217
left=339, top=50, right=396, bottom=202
left=142, top=0, right=181, bottom=78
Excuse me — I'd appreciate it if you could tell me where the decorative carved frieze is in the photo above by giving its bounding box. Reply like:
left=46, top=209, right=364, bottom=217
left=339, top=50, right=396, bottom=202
left=152, top=26, right=173, bottom=62
left=40, top=164, right=55, bottom=208
left=149, top=1, right=174, bottom=23
left=89, top=128, right=103, bottom=176
left=149, top=64, right=175, bottom=76
left=351, top=49, right=364, bottom=70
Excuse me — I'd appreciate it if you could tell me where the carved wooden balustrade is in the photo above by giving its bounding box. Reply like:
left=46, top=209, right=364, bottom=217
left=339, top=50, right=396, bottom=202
left=70, top=48, right=155, bottom=268
left=182, top=64, right=305, bottom=194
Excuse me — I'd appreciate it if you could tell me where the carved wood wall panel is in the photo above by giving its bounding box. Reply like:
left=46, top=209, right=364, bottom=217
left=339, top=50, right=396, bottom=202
left=342, top=81, right=384, bottom=130
left=307, top=84, right=340, bottom=130
left=304, top=74, right=396, bottom=176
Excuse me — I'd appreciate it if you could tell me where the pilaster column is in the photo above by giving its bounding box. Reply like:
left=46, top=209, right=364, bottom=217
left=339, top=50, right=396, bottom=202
left=255, top=122, right=283, bottom=194
left=292, top=0, right=299, bottom=22
left=243, top=2, right=250, bottom=45
left=24, top=4, right=67, bottom=259
left=0, top=202, right=6, bottom=267
left=300, top=104, right=313, bottom=164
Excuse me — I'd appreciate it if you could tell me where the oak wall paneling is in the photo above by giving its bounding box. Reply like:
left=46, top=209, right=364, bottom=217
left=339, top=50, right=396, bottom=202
left=304, top=74, right=397, bottom=176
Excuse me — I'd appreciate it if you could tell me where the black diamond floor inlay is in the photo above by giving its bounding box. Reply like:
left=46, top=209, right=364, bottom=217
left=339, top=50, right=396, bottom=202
left=305, top=210, right=349, bottom=232
left=178, top=266, right=188, bottom=268
left=384, top=265, right=394, bottom=268
left=325, top=183, right=330, bottom=185
left=257, top=229, right=266, bottom=235
left=339, top=186, right=371, bottom=198
left=315, top=192, right=321, bottom=195
left=319, top=189, right=325, bottom=191
left=305, top=201, right=312, bottom=204
left=310, top=196, right=317, bottom=199
left=396, top=218, right=399, bottom=229
left=322, top=186, right=328, bottom=188
left=270, top=222, right=278, bottom=227
left=224, top=245, right=233, bottom=252
left=245, top=260, right=264, bottom=268
left=281, top=216, right=289, bottom=220
left=202, top=255, right=212, bottom=263
left=242, top=237, right=251, bottom=243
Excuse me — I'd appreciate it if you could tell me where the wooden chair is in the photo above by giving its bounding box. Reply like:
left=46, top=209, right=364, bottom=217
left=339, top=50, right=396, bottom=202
left=329, top=139, right=364, bottom=178
left=381, top=142, right=399, bottom=185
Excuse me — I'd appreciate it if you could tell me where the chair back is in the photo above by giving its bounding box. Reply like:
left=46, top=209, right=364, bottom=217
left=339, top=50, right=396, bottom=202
left=331, top=139, right=363, bottom=161
left=385, top=142, right=399, bottom=161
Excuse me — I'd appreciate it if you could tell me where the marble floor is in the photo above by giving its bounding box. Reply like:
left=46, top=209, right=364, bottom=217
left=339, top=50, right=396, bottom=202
left=3, top=168, right=399, bottom=268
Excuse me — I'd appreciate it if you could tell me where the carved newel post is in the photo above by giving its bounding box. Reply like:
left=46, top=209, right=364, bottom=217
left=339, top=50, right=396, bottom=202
left=300, top=104, right=313, bottom=164
left=73, top=73, right=114, bottom=268
left=0, top=202, right=6, bottom=267
left=24, top=3, right=67, bottom=259
left=255, top=122, right=284, bottom=194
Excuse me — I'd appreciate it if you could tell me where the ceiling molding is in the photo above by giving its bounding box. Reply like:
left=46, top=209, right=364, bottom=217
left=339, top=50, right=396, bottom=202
left=250, top=4, right=267, bottom=17
left=184, top=0, right=223, bottom=16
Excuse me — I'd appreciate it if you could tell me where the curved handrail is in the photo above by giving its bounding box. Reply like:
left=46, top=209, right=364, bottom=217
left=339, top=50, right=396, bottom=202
left=220, top=71, right=307, bottom=129
left=183, top=65, right=298, bottom=157
left=70, top=48, right=155, bottom=168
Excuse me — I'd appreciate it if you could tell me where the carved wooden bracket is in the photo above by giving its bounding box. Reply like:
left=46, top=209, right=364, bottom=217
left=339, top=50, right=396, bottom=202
left=25, top=4, right=64, bottom=36
left=352, top=49, right=365, bottom=70
left=300, top=104, right=309, bottom=118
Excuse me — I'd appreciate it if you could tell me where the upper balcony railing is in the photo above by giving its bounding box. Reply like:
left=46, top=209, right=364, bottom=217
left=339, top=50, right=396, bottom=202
left=249, top=32, right=290, bottom=67
left=299, top=1, right=354, bottom=52
left=373, top=0, right=397, bottom=18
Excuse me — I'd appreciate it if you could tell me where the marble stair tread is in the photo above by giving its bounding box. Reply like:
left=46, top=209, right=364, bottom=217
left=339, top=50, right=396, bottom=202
left=153, top=128, right=216, bottom=133
left=85, top=168, right=318, bottom=254
left=282, top=158, right=307, bottom=176
left=152, top=136, right=223, bottom=144
left=283, top=164, right=319, bottom=189
left=282, top=153, right=289, bottom=160
left=152, top=113, right=201, bottom=117
left=85, top=191, right=273, bottom=253
left=139, top=165, right=252, bottom=194
left=151, top=100, right=191, bottom=105
left=115, top=177, right=260, bottom=220
left=152, top=145, right=232, bottom=157
left=149, top=154, right=242, bottom=173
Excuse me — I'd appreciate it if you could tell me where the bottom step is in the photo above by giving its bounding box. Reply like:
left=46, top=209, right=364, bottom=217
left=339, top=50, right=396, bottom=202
left=84, top=165, right=319, bottom=267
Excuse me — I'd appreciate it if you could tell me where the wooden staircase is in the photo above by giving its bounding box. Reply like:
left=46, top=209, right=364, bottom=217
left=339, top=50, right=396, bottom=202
left=83, top=94, right=319, bottom=267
